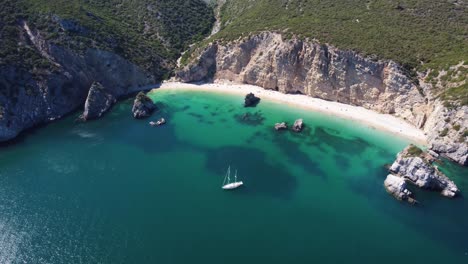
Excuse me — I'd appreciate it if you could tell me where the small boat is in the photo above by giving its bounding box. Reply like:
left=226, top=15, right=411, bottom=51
left=149, top=118, right=166, bottom=126
left=222, top=166, right=243, bottom=190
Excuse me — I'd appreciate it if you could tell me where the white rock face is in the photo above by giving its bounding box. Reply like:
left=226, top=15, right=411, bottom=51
left=176, top=32, right=427, bottom=125
left=176, top=32, right=467, bottom=166
left=389, top=145, right=459, bottom=198
left=384, top=174, right=412, bottom=201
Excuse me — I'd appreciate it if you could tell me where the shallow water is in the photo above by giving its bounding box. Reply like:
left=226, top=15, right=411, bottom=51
left=0, top=89, right=467, bottom=263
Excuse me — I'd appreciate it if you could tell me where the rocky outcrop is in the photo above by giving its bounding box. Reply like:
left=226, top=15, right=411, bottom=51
left=244, top=92, right=260, bottom=107
left=423, top=102, right=468, bottom=166
left=384, top=174, right=415, bottom=203
left=79, top=82, right=116, bottom=121
left=132, top=92, right=157, bottom=119
left=274, top=122, right=287, bottom=131
left=292, top=119, right=304, bottom=132
left=176, top=32, right=427, bottom=124
left=0, top=20, right=157, bottom=142
left=389, top=145, right=459, bottom=198
left=175, top=32, right=467, bottom=166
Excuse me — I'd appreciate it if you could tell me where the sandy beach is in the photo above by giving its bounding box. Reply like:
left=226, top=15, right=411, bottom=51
left=155, top=81, right=427, bottom=144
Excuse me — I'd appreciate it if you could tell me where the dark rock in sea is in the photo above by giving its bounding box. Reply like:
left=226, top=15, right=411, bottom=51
left=79, top=82, right=116, bottom=121
left=274, top=122, right=288, bottom=131
left=244, top=92, right=260, bottom=107
left=132, top=92, right=157, bottom=119
left=292, top=119, right=304, bottom=132
left=235, top=112, right=265, bottom=126
left=387, top=144, right=459, bottom=200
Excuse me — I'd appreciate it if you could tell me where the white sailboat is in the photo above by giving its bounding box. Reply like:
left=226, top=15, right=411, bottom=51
left=222, top=166, right=243, bottom=190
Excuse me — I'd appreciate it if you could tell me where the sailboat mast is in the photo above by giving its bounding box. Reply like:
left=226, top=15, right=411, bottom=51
left=235, top=169, right=237, bottom=182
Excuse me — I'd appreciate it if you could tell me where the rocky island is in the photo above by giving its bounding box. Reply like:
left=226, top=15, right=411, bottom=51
left=132, top=92, right=157, bottom=119
left=385, top=144, right=459, bottom=203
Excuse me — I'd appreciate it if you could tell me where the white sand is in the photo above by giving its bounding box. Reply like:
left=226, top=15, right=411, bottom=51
left=155, top=81, right=427, bottom=144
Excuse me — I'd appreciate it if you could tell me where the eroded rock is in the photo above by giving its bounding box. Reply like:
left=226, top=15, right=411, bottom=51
left=389, top=144, right=459, bottom=198
left=274, top=122, right=287, bottom=131
left=132, top=92, right=157, bottom=119
left=384, top=174, right=414, bottom=203
left=80, top=82, right=116, bottom=121
left=244, top=92, right=260, bottom=107
left=292, top=119, right=304, bottom=132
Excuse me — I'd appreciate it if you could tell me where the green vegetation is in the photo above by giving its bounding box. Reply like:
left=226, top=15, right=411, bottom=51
left=405, top=144, right=423, bottom=157
left=453, top=123, right=461, bottom=131
left=0, top=0, right=214, bottom=79
left=215, top=0, right=466, bottom=70
left=201, top=0, right=467, bottom=104
left=439, top=128, right=449, bottom=137
left=439, top=83, right=468, bottom=106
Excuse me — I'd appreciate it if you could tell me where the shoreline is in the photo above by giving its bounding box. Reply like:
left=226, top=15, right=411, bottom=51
left=153, top=81, right=427, bottom=144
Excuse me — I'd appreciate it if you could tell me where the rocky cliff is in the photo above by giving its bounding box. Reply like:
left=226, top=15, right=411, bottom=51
left=387, top=144, right=459, bottom=200
left=0, top=22, right=155, bottom=141
left=175, top=32, right=467, bottom=165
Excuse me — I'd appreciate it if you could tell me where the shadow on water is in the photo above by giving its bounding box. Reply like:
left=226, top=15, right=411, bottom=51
left=270, top=130, right=327, bottom=181
left=106, top=101, right=188, bottom=154
left=333, top=153, right=351, bottom=171
left=313, top=127, right=370, bottom=155
left=204, top=146, right=298, bottom=200
left=234, top=111, right=265, bottom=126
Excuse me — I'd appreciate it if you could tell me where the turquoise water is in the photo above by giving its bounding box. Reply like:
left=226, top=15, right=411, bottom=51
left=0, top=89, right=467, bottom=263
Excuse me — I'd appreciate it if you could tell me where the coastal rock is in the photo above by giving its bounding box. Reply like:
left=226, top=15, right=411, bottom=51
left=384, top=174, right=414, bottom=202
left=132, top=92, right=157, bottom=119
left=430, top=141, right=468, bottom=166
left=423, top=102, right=468, bottom=166
left=80, top=82, right=116, bottom=121
left=0, top=27, right=155, bottom=141
left=389, top=145, right=459, bottom=198
left=274, top=122, right=288, bottom=131
left=175, top=32, right=467, bottom=167
left=292, top=119, right=304, bottom=132
left=244, top=92, right=260, bottom=107
left=175, top=32, right=426, bottom=124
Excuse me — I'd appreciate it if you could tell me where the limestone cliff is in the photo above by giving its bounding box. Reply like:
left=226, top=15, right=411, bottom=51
left=175, top=32, right=467, bottom=165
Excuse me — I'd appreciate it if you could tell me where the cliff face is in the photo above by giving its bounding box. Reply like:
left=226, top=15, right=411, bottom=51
left=177, top=33, right=427, bottom=124
left=0, top=22, right=155, bottom=141
left=175, top=32, right=467, bottom=165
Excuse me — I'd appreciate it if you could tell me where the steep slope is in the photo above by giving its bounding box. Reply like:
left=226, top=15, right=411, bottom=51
left=0, top=0, right=214, bottom=141
left=176, top=0, right=467, bottom=165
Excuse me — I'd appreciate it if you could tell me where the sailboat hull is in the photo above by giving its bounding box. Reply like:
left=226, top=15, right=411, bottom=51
left=222, top=181, right=244, bottom=190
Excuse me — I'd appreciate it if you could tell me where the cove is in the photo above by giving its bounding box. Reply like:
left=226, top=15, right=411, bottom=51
left=0, top=89, right=467, bottom=263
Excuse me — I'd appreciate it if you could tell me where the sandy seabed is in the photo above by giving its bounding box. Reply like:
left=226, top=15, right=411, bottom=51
left=155, top=81, right=427, bottom=144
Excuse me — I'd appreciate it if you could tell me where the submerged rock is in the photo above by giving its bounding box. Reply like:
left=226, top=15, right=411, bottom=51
left=235, top=112, right=265, bottom=126
left=80, top=82, right=116, bottom=121
left=292, top=119, right=304, bottom=132
left=132, top=92, right=157, bottom=119
left=244, top=92, right=260, bottom=107
left=274, top=122, right=288, bottom=131
left=384, top=174, right=415, bottom=203
left=389, top=144, right=459, bottom=198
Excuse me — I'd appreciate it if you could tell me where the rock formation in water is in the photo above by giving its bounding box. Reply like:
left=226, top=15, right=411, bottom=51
left=292, top=119, right=304, bottom=132
left=175, top=32, right=467, bottom=166
left=132, top=92, right=157, bottom=119
left=244, top=92, right=260, bottom=107
left=0, top=0, right=214, bottom=142
left=80, top=82, right=116, bottom=121
left=274, top=122, right=288, bottom=131
left=384, top=174, right=415, bottom=204
left=388, top=145, right=459, bottom=199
